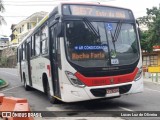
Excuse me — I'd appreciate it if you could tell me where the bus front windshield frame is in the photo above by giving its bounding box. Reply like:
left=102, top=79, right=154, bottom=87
left=64, top=19, right=139, bottom=68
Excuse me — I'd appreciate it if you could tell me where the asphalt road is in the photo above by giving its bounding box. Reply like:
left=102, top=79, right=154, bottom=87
left=0, top=68, right=160, bottom=120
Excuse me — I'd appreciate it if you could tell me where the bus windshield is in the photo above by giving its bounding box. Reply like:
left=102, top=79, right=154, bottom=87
left=65, top=20, right=139, bottom=68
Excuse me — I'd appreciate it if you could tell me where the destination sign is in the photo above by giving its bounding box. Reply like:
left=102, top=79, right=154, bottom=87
left=63, top=4, right=133, bottom=19
left=71, top=51, right=105, bottom=60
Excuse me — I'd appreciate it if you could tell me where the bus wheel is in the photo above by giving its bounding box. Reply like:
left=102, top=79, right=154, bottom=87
left=23, top=74, right=31, bottom=91
left=46, top=81, right=58, bottom=104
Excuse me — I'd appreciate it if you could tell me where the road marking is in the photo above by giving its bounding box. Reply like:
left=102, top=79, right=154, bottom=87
left=1, top=85, right=22, bottom=92
left=0, top=71, right=18, bottom=77
left=145, top=88, right=160, bottom=93
left=118, top=106, right=134, bottom=112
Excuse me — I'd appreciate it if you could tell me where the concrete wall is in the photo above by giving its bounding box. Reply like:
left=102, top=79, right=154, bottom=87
left=0, top=47, right=17, bottom=68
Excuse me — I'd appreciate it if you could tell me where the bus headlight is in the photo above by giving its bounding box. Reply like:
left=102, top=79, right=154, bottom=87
left=134, top=67, right=142, bottom=81
left=65, top=71, right=85, bottom=88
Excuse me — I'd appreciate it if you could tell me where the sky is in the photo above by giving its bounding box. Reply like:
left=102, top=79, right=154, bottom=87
left=0, top=0, right=160, bottom=36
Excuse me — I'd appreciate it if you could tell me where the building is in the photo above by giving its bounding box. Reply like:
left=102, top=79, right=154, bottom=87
left=142, top=46, right=160, bottom=76
left=140, top=24, right=148, bottom=31
left=0, top=35, right=9, bottom=50
left=10, top=11, right=48, bottom=46
left=10, top=24, right=18, bottom=47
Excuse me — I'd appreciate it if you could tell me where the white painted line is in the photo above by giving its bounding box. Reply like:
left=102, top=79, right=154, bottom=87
left=0, top=71, right=18, bottom=77
left=145, top=88, right=160, bottom=93
left=1, top=85, right=22, bottom=92
left=118, top=106, right=134, bottom=112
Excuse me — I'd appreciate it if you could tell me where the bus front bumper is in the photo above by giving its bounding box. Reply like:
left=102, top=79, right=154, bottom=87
left=61, top=78, right=143, bottom=102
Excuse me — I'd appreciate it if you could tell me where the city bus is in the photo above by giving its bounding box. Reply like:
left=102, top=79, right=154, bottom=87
left=17, top=2, right=143, bottom=103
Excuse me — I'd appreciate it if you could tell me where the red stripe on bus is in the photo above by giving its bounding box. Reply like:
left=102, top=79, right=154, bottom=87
left=47, top=65, right=51, bottom=77
left=75, top=68, right=138, bottom=87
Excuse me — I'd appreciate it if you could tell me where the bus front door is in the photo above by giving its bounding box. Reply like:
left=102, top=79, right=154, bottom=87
left=50, top=25, right=61, bottom=99
left=27, top=42, right=32, bottom=86
left=18, top=48, right=23, bottom=81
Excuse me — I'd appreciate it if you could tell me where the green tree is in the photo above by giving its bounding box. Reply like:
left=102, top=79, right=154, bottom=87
left=0, top=0, right=6, bottom=25
left=140, top=30, right=153, bottom=52
left=137, top=6, right=160, bottom=52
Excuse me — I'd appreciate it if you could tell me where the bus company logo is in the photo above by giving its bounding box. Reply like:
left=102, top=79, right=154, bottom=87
left=2, top=112, right=12, bottom=117
left=110, top=78, right=114, bottom=84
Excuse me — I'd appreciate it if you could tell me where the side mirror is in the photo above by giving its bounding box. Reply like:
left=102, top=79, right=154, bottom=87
left=138, top=28, right=141, bottom=39
left=56, top=23, right=64, bottom=37
left=136, top=20, right=141, bottom=40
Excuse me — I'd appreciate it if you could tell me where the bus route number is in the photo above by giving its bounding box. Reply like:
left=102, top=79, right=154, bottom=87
left=111, top=58, right=119, bottom=64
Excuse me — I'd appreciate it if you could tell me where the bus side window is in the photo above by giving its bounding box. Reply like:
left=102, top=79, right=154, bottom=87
left=19, top=46, right=22, bottom=62
left=25, top=42, right=28, bottom=60
left=17, top=47, right=21, bottom=62
left=31, top=36, right=34, bottom=57
left=41, top=25, right=48, bottom=54
left=22, top=44, right=25, bottom=60
left=34, top=32, right=40, bottom=56
left=17, top=48, right=19, bottom=62
left=29, top=37, right=32, bottom=57
left=50, top=27, right=56, bottom=58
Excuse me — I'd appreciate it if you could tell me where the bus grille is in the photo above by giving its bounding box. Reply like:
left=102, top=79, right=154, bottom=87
left=80, top=68, right=134, bottom=77
left=90, top=84, right=132, bottom=97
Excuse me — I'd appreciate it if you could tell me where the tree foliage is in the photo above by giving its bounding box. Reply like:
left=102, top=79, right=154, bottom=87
left=137, top=6, right=160, bottom=52
left=0, top=0, right=6, bottom=26
left=140, top=30, right=153, bottom=52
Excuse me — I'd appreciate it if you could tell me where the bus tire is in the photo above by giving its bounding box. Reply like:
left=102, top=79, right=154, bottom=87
left=46, top=80, right=59, bottom=104
left=23, top=73, right=31, bottom=91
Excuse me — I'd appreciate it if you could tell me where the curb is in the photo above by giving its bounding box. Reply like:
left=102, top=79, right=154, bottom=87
left=0, top=80, right=9, bottom=89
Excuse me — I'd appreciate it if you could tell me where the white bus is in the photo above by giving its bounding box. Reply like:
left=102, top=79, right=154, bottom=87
left=17, top=2, right=143, bottom=103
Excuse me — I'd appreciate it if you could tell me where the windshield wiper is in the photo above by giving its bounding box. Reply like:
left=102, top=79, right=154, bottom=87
left=83, top=17, right=100, bottom=39
left=113, top=20, right=123, bottom=42
left=109, top=20, right=123, bottom=52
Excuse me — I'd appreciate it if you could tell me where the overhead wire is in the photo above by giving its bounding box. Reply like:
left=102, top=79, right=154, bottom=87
left=3, top=16, right=28, bottom=17
left=2, top=4, right=56, bottom=6
left=2, top=0, right=117, bottom=6
left=3, top=0, right=116, bottom=2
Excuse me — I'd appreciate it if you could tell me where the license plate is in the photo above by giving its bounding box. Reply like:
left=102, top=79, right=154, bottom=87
left=106, top=88, right=119, bottom=94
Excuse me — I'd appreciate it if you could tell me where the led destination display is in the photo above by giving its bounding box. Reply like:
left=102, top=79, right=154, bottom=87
left=74, top=45, right=108, bottom=50
left=63, top=4, right=133, bottom=19
left=71, top=52, right=105, bottom=60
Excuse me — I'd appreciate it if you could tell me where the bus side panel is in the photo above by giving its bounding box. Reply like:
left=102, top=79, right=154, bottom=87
left=127, top=77, right=143, bottom=94
left=30, top=57, right=53, bottom=94
left=21, top=60, right=27, bottom=83
left=17, top=62, right=21, bottom=81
